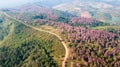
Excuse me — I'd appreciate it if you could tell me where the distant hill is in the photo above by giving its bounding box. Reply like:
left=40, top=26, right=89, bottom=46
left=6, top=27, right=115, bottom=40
left=35, top=0, right=73, bottom=7
left=53, top=0, right=120, bottom=24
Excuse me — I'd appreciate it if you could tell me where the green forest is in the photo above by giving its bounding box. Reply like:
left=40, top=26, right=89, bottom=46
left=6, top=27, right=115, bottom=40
left=0, top=13, right=65, bottom=67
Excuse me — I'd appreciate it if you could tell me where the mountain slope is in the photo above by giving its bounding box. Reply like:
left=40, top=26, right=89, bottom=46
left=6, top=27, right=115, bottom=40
left=0, top=12, right=65, bottom=67
left=1, top=1, right=120, bottom=67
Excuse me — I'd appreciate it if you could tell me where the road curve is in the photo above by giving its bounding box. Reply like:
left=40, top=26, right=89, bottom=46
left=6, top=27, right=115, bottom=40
left=3, top=12, right=69, bottom=67
left=32, top=26, right=69, bottom=67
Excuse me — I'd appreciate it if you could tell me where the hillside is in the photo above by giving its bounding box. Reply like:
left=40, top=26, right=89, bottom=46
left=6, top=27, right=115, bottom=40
left=0, top=1, right=120, bottom=67
left=0, top=12, right=65, bottom=67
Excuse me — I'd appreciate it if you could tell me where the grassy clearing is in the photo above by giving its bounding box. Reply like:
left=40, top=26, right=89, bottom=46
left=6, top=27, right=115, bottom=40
left=35, top=25, right=70, bottom=44
left=91, top=26, right=120, bottom=30
left=0, top=23, right=14, bottom=46
left=0, top=14, right=14, bottom=45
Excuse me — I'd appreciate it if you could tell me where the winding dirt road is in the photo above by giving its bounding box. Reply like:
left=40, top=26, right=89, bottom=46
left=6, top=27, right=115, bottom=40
left=3, top=12, right=69, bottom=67
left=32, top=27, right=69, bottom=67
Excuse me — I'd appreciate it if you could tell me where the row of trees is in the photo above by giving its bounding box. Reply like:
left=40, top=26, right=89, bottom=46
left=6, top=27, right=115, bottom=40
left=70, top=17, right=109, bottom=27
left=71, top=17, right=96, bottom=24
